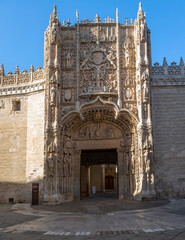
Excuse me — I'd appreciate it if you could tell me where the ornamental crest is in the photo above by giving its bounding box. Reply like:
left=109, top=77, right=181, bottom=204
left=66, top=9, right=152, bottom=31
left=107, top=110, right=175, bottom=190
left=80, top=43, right=117, bottom=92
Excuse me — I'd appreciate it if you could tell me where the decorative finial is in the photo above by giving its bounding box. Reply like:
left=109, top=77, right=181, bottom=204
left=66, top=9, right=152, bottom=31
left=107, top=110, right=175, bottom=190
left=14, top=65, right=19, bottom=75
left=163, top=57, right=168, bottom=67
left=8, top=71, right=13, bottom=76
left=50, top=4, right=58, bottom=26
left=130, top=18, right=133, bottom=24
left=37, top=66, right=41, bottom=71
left=180, top=57, right=184, bottom=66
left=138, top=2, right=144, bottom=20
left=139, top=2, right=142, bottom=10
left=125, top=17, right=128, bottom=25
left=76, top=10, right=79, bottom=22
left=22, top=69, right=27, bottom=74
left=94, top=14, right=101, bottom=23
left=29, top=65, right=34, bottom=72
left=53, top=4, right=57, bottom=13
left=62, top=20, right=67, bottom=27
left=0, top=64, right=4, bottom=76
left=67, top=19, right=71, bottom=27
left=116, top=8, right=119, bottom=22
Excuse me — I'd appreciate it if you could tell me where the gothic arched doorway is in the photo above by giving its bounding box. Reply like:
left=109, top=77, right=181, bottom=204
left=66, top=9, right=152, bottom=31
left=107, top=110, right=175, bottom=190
left=44, top=97, right=149, bottom=203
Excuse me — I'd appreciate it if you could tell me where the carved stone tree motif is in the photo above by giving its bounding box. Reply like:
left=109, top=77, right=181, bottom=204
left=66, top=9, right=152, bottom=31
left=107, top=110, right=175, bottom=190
left=80, top=42, right=117, bottom=93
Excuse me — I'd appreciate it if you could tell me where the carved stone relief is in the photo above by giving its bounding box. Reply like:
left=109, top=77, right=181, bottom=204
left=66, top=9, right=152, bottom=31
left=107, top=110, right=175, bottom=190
left=61, top=89, right=74, bottom=103
left=80, top=42, right=117, bottom=93
left=141, top=70, right=149, bottom=103
left=80, top=26, right=116, bottom=43
left=50, top=86, right=56, bottom=106
left=62, top=134, right=73, bottom=194
left=62, top=72, right=75, bottom=88
left=61, top=46, right=75, bottom=70
left=47, top=154, right=54, bottom=177
left=74, top=123, right=123, bottom=140
left=0, top=100, right=5, bottom=109
left=140, top=19, right=147, bottom=43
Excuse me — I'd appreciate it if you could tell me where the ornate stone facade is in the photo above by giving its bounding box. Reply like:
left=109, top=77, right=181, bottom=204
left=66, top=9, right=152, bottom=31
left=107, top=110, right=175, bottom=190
left=0, top=3, right=185, bottom=203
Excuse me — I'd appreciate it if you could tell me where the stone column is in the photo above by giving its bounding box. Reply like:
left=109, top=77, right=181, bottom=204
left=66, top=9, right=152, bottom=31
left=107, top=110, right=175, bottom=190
left=73, top=150, right=81, bottom=200
left=117, top=148, right=125, bottom=199
left=101, top=164, right=105, bottom=192
left=76, top=10, right=80, bottom=109
left=86, top=165, right=91, bottom=197
left=116, top=8, right=121, bottom=107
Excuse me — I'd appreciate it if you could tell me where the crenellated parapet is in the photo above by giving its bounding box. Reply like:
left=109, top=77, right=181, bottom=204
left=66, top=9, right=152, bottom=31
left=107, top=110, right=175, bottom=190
left=151, top=57, right=185, bottom=76
left=0, top=65, right=45, bottom=96
left=151, top=57, right=185, bottom=86
left=0, top=65, right=44, bottom=87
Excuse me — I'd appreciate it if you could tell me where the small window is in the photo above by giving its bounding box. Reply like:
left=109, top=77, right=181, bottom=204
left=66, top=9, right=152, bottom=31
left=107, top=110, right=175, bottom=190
left=13, top=100, right=21, bottom=111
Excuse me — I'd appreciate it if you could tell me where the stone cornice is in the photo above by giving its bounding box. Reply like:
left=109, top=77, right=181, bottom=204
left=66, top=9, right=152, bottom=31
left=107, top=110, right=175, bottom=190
left=151, top=76, right=185, bottom=86
left=0, top=79, right=45, bottom=96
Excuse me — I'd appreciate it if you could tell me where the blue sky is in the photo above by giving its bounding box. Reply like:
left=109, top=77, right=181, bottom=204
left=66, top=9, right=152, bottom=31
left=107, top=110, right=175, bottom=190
left=0, top=0, right=185, bottom=73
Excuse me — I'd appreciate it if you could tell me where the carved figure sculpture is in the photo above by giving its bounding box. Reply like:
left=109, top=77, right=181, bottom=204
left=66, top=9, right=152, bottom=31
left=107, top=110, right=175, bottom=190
left=106, top=125, right=113, bottom=138
left=50, top=86, right=56, bottom=105
left=140, top=19, right=147, bottom=43
left=0, top=100, right=5, bottom=109
left=142, top=72, right=149, bottom=103
left=62, top=134, right=73, bottom=194
left=65, top=50, right=72, bottom=67
left=106, top=50, right=116, bottom=69
left=51, top=28, right=57, bottom=44
left=94, top=124, right=101, bottom=137
left=143, top=150, right=150, bottom=174
left=48, top=156, right=54, bottom=177
left=125, top=49, right=130, bottom=67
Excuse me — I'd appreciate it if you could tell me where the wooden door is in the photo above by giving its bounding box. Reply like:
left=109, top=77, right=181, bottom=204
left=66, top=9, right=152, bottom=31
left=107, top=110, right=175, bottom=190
left=105, top=176, right=114, bottom=190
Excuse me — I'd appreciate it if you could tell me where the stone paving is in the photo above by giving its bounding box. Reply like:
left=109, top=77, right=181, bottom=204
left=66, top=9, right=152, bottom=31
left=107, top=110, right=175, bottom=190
left=1, top=197, right=185, bottom=239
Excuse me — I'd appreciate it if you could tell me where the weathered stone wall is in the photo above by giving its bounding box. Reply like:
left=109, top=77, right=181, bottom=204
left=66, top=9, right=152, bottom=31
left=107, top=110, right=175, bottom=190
left=25, top=92, right=45, bottom=201
left=0, top=91, right=45, bottom=203
left=151, top=86, right=185, bottom=198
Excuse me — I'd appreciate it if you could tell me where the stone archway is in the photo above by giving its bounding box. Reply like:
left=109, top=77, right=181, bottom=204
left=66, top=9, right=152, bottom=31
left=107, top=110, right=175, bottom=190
left=56, top=97, right=140, bottom=202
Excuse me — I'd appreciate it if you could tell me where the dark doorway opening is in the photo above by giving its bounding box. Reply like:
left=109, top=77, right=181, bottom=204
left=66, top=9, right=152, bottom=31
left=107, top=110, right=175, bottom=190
left=80, top=149, right=117, bottom=199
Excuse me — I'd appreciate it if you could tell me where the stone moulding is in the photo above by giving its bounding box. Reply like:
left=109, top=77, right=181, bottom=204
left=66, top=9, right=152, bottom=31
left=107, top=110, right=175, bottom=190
left=0, top=79, right=45, bottom=96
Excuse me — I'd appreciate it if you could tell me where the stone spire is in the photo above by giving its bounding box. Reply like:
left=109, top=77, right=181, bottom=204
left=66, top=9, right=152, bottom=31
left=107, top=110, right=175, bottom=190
left=0, top=64, right=4, bottom=76
left=116, top=8, right=119, bottom=22
left=137, top=2, right=144, bottom=20
left=50, top=4, right=59, bottom=26
left=76, top=10, right=79, bottom=23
